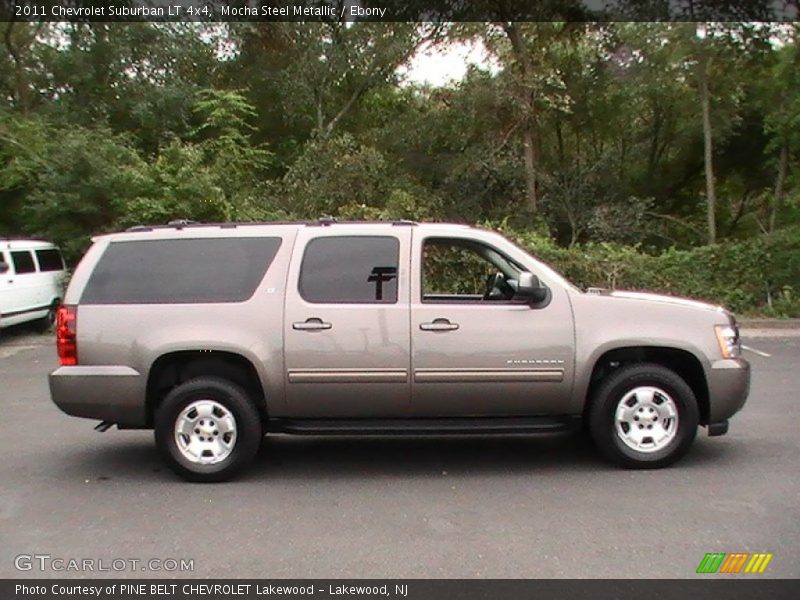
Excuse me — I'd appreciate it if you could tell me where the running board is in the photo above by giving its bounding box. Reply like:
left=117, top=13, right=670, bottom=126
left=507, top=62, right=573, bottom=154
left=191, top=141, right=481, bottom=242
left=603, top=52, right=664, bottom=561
left=268, top=416, right=580, bottom=435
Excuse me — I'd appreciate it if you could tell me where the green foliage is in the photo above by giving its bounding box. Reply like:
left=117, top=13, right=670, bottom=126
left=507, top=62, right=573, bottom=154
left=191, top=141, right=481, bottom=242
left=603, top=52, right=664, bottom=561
left=507, top=225, right=800, bottom=316
left=278, top=133, right=442, bottom=220
left=189, top=88, right=273, bottom=212
left=0, top=89, right=274, bottom=261
left=16, top=125, right=151, bottom=261
left=0, top=22, right=798, bottom=315
left=117, top=141, right=232, bottom=229
left=0, top=112, right=50, bottom=190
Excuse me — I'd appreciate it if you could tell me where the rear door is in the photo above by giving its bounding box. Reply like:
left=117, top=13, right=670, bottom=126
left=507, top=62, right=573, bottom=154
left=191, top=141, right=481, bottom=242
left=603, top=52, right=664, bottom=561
left=283, top=227, right=412, bottom=418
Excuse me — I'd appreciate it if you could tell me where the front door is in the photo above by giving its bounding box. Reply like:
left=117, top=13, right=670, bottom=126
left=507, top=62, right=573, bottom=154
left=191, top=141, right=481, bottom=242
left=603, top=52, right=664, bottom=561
left=410, top=231, right=575, bottom=417
left=283, top=228, right=412, bottom=418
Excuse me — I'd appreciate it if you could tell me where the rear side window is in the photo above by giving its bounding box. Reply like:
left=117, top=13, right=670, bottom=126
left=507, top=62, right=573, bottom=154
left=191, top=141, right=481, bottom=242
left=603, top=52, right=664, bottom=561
left=81, top=237, right=282, bottom=305
left=299, top=236, right=399, bottom=304
left=11, top=251, right=36, bottom=274
left=35, top=249, right=64, bottom=272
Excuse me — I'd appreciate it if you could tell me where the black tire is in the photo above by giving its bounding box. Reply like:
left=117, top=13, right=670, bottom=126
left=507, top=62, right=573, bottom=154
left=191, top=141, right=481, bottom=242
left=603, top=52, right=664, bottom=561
left=34, top=300, right=60, bottom=333
left=155, top=377, right=262, bottom=482
left=588, top=363, right=699, bottom=469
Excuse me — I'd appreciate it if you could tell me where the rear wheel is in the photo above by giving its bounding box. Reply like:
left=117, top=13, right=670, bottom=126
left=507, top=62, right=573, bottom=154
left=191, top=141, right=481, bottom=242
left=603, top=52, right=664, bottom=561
left=588, top=363, right=699, bottom=469
left=155, top=377, right=262, bottom=482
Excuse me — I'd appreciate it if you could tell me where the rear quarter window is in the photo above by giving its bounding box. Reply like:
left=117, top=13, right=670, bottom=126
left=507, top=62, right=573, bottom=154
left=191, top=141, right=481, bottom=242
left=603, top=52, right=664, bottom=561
left=299, top=236, right=399, bottom=304
left=80, top=237, right=282, bottom=304
left=35, top=248, right=65, bottom=272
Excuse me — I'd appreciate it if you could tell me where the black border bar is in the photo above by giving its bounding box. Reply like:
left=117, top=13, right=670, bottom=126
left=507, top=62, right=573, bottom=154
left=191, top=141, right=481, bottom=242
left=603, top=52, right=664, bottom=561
left=4, top=579, right=799, bottom=600
left=3, top=1, right=800, bottom=23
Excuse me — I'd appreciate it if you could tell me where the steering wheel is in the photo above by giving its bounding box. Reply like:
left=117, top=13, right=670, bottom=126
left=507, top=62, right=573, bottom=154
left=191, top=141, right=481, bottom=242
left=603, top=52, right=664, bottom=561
left=482, top=272, right=513, bottom=300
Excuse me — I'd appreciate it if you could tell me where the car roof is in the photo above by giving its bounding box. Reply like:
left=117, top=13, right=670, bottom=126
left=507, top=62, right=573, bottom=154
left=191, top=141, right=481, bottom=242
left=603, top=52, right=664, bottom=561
left=96, top=220, right=478, bottom=242
left=2, top=239, right=59, bottom=250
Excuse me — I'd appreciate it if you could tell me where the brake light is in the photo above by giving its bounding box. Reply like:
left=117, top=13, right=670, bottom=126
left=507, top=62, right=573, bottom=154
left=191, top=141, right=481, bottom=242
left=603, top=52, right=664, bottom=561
left=56, top=305, right=77, bottom=366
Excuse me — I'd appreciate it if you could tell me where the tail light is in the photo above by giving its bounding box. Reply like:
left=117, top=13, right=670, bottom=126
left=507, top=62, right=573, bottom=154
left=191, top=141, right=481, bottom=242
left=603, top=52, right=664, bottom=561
left=56, top=305, right=78, bottom=366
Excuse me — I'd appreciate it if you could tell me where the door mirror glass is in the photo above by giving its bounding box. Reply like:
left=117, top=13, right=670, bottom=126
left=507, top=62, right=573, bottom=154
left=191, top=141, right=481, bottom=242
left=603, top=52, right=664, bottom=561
left=0, top=261, right=8, bottom=274
left=516, top=271, right=548, bottom=303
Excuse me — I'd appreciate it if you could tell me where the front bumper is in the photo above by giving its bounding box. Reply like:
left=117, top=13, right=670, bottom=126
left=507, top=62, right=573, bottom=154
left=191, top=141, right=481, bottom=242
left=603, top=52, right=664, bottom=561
left=49, top=366, right=146, bottom=426
left=706, top=357, right=751, bottom=424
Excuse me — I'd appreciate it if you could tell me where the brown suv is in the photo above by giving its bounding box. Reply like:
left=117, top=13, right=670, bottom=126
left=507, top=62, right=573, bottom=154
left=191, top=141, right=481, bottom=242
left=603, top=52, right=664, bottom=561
left=49, top=220, right=750, bottom=481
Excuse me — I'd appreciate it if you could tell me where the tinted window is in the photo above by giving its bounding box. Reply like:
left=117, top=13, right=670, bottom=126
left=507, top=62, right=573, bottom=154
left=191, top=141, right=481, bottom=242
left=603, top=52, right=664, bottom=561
left=81, top=237, right=282, bottom=305
left=11, top=251, right=36, bottom=274
left=422, top=238, right=523, bottom=303
left=423, top=241, right=496, bottom=296
left=299, top=236, right=399, bottom=304
left=35, top=249, right=64, bottom=272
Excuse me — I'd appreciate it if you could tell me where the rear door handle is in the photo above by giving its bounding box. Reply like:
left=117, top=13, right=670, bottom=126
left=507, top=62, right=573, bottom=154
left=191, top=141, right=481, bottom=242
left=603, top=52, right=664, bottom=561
left=293, top=318, right=332, bottom=331
left=419, top=318, right=459, bottom=332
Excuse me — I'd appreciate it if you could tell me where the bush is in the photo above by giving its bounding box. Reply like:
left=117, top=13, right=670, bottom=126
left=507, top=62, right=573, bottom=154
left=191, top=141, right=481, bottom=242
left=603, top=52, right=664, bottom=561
left=502, top=225, right=800, bottom=316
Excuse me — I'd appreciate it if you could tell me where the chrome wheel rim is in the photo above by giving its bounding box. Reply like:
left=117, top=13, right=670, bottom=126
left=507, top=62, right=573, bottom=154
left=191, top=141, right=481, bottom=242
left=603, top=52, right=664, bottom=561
left=174, top=400, right=237, bottom=465
left=614, top=386, right=679, bottom=453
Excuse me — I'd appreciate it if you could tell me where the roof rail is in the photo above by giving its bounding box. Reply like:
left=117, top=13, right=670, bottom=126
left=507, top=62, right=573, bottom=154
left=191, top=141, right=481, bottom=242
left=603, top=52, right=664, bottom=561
left=316, top=215, right=338, bottom=226
left=167, top=219, right=197, bottom=229
left=122, top=218, right=421, bottom=234
left=308, top=217, right=419, bottom=227
left=126, top=219, right=200, bottom=232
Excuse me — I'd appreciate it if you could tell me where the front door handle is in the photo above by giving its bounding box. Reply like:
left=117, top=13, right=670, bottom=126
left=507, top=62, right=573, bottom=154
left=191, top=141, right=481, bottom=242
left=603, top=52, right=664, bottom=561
left=293, top=318, right=332, bottom=331
left=419, top=318, right=459, bottom=332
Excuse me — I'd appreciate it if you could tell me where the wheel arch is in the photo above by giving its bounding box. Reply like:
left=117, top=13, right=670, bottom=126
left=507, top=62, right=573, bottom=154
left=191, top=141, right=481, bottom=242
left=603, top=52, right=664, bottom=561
left=145, top=350, right=267, bottom=426
left=582, top=345, right=710, bottom=425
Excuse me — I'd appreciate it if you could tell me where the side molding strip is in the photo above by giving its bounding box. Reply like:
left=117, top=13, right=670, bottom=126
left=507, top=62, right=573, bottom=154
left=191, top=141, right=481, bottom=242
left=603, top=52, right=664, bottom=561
left=288, top=369, right=408, bottom=384
left=414, top=368, right=564, bottom=383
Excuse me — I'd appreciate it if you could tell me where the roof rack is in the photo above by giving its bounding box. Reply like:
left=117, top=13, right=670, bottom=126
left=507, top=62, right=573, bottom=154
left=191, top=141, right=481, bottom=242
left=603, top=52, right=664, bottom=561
left=307, top=217, right=418, bottom=227
left=167, top=219, right=197, bottom=229
left=126, top=219, right=204, bottom=232
left=316, top=215, right=338, bottom=226
left=124, top=218, right=421, bottom=233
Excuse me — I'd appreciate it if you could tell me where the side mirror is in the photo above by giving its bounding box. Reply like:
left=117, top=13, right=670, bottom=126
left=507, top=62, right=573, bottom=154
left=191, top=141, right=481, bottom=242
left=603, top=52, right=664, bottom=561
left=516, top=271, right=548, bottom=304
left=0, top=261, right=8, bottom=274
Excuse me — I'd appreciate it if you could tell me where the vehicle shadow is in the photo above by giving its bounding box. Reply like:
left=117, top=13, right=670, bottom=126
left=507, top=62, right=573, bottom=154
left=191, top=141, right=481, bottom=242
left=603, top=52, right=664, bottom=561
left=0, top=320, right=52, bottom=345
left=57, top=431, right=600, bottom=483
left=248, top=432, right=603, bottom=481
left=56, top=429, right=738, bottom=483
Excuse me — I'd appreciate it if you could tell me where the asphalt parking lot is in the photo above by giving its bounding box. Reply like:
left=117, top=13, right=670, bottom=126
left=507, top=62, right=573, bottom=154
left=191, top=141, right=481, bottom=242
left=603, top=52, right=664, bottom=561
left=0, top=325, right=798, bottom=579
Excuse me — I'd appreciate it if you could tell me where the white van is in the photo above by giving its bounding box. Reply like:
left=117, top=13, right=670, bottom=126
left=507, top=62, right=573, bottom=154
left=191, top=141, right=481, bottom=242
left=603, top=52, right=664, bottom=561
left=0, top=240, right=66, bottom=330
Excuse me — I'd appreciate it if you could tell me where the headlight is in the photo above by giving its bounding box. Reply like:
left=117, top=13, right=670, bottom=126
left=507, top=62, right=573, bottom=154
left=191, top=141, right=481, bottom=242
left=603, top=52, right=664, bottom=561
left=715, top=324, right=741, bottom=358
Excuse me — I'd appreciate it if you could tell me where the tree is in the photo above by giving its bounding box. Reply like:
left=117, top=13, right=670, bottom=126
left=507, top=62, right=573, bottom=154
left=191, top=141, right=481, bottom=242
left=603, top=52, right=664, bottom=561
left=477, top=21, right=585, bottom=214
left=1, top=22, right=46, bottom=114
left=756, top=26, right=800, bottom=232
left=678, top=23, right=771, bottom=243
left=226, top=22, right=442, bottom=147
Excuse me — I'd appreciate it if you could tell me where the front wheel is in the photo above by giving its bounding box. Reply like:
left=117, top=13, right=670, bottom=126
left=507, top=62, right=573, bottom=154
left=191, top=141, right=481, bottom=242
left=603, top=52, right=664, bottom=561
left=588, top=363, right=699, bottom=469
left=155, top=377, right=262, bottom=482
